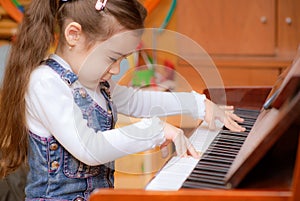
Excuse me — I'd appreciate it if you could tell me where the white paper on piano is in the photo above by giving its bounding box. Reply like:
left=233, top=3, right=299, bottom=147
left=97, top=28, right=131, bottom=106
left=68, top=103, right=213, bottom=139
left=145, top=121, right=223, bottom=191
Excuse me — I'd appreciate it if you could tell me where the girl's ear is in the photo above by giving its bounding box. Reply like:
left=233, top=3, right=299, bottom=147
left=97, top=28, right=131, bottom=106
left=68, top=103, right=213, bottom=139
left=64, top=22, right=82, bottom=47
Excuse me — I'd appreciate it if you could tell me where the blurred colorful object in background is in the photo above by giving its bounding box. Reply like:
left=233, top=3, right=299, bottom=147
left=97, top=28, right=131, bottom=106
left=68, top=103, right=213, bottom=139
left=0, top=0, right=24, bottom=23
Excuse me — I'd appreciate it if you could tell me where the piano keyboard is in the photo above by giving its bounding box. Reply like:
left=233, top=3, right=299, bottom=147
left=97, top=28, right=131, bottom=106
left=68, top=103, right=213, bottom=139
left=146, top=108, right=260, bottom=191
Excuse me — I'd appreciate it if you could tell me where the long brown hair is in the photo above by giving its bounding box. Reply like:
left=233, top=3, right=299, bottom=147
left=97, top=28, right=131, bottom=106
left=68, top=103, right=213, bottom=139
left=0, top=0, right=146, bottom=178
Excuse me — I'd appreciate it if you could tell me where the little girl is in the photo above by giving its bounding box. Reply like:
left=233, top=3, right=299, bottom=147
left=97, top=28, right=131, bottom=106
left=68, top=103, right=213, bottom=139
left=0, top=0, right=244, bottom=200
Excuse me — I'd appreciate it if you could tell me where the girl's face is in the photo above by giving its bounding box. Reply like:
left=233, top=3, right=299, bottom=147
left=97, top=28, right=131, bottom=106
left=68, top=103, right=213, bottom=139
left=78, top=30, right=141, bottom=89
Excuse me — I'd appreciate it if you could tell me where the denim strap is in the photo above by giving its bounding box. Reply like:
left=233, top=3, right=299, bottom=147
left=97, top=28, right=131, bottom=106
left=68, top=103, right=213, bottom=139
left=45, top=58, right=78, bottom=86
left=100, top=81, right=117, bottom=128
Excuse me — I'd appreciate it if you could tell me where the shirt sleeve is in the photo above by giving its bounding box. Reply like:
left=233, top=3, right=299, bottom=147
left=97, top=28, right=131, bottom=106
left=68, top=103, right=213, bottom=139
left=111, top=83, right=207, bottom=119
left=26, top=70, right=165, bottom=166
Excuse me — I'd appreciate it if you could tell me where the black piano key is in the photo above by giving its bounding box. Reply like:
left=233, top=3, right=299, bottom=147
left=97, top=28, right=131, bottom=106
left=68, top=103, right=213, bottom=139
left=182, top=180, right=227, bottom=189
left=202, top=156, right=234, bottom=164
left=204, top=148, right=242, bottom=160
left=192, top=169, right=226, bottom=177
left=203, top=147, right=238, bottom=156
left=234, top=108, right=260, bottom=116
left=220, top=130, right=249, bottom=137
left=205, top=150, right=237, bottom=158
left=203, top=150, right=236, bottom=158
left=240, top=123, right=255, bottom=129
left=235, top=113, right=259, bottom=118
left=212, top=142, right=243, bottom=148
left=207, top=147, right=239, bottom=155
left=209, top=143, right=242, bottom=151
left=213, top=140, right=244, bottom=146
left=189, top=172, right=224, bottom=181
left=197, top=160, right=231, bottom=169
left=217, top=134, right=246, bottom=142
left=211, top=141, right=243, bottom=148
left=214, top=136, right=245, bottom=143
left=185, top=175, right=226, bottom=185
left=200, top=160, right=233, bottom=167
left=195, top=164, right=228, bottom=173
left=216, top=133, right=247, bottom=139
left=214, top=137, right=247, bottom=145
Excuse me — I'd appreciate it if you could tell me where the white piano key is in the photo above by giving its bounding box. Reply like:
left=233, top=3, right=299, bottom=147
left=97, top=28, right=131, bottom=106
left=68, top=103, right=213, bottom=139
left=189, top=121, right=221, bottom=152
left=145, top=156, right=199, bottom=190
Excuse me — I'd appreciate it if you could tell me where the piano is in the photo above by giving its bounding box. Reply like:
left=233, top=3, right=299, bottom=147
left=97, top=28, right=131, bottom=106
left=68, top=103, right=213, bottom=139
left=89, top=57, right=300, bottom=201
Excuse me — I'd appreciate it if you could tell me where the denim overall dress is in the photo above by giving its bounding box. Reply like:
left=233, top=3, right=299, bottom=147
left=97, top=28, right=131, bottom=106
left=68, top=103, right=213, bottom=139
left=25, top=58, right=117, bottom=201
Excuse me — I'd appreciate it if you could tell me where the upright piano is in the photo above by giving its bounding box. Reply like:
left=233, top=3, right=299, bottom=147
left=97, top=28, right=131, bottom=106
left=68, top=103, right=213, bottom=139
left=89, top=56, right=300, bottom=201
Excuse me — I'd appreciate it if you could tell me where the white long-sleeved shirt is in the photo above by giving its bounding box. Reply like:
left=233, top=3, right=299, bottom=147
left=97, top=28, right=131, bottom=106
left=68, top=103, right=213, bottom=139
left=25, top=54, right=206, bottom=166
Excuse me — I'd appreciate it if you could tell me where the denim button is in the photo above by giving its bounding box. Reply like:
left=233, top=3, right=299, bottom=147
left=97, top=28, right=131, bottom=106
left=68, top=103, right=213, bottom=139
left=51, top=161, right=60, bottom=170
left=49, top=143, right=58, bottom=151
left=79, top=88, right=87, bottom=98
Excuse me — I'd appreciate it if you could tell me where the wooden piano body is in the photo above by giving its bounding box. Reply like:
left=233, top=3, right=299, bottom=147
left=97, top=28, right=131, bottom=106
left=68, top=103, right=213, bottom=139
left=89, top=59, right=300, bottom=201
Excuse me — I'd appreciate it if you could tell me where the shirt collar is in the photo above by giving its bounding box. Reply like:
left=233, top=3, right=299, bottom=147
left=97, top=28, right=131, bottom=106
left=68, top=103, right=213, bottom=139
left=49, top=54, right=73, bottom=73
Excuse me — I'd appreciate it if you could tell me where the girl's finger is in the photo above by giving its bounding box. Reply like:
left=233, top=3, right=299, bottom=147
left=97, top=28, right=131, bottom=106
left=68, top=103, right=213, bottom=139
left=160, top=139, right=171, bottom=148
left=227, top=111, right=244, bottom=123
left=183, top=136, right=200, bottom=159
left=219, top=105, right=234, bottom=110
left=187, top=144, right=201, bottom=159
left=225, top=117, right=245, bottom=132
left=160, top=146, right=169, bottom=158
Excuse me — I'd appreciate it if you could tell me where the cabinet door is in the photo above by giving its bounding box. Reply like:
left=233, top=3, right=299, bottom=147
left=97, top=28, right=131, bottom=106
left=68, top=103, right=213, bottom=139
left=277, top=0, right=300, bottom=57
left=177, top=0, right=275, bottom=56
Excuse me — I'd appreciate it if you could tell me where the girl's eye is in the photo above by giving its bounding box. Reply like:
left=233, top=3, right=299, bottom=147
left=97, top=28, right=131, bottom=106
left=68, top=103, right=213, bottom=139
left=109, top=57, right=117, bottom=62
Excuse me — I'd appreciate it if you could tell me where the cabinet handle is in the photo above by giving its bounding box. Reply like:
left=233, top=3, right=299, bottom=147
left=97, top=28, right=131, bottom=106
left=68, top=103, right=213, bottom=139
left=285, top=17, right=292, bottom=25
left=260, top=16, right=267, bottom=24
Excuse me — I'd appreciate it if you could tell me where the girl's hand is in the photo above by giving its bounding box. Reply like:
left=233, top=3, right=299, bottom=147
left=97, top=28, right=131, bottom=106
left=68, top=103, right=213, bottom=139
left=160, top=122, right=200, bottom=159
left=204, top=99, right=245, bottom=132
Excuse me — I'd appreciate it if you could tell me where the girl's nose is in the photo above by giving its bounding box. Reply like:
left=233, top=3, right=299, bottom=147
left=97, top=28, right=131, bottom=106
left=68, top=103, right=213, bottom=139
left=109, top=63, right=120, bottom=75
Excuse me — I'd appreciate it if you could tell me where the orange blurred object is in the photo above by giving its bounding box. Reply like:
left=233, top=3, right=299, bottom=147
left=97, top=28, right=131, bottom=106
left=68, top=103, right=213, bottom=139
left=143, top=0, right=161, bottom=15
left=0, top=0, right=23, bottom=23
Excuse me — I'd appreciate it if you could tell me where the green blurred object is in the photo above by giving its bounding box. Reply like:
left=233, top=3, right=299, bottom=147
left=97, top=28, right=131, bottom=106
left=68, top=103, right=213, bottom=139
left=132, top=69, right=155, bottom=87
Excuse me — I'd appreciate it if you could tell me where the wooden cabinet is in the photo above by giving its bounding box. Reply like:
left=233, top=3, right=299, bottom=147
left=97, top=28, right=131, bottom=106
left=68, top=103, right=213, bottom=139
left=177, top=0, right=276, bottom=56
left=277, top=0, right=300, bottom=57
left=176, top=0, right=300, bottom=88
left=177, top=0, right=300, bottom=57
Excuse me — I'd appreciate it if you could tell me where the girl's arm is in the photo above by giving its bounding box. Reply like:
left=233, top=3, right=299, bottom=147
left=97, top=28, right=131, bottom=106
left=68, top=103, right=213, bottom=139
left=111, top=83, right=245, bottom=132
left=26, top=68, right=166, bottom=166
left=111, top=83, right=206, bottom=119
